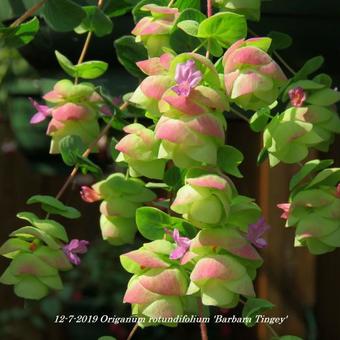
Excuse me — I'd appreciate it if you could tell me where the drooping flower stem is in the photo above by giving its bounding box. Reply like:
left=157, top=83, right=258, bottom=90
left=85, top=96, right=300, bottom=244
left=55, top=101, right=128, bottom=200
left=127, top=323, right=139, bottom=340
left=198, top=298, right=208, bottom=340
left=10, top=0, right=48, bottom=28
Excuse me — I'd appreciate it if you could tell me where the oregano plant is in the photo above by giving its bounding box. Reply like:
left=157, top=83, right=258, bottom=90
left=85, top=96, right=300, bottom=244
left=0, top=0, right=339, bottom=339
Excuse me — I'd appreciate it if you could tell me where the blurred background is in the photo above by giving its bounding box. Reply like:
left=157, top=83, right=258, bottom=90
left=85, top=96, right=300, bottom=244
left=0, top=0, right=340, bottom=339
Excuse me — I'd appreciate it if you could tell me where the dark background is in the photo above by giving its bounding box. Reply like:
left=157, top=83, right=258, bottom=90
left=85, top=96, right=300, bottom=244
left=0, top=0, right=340, bottom=339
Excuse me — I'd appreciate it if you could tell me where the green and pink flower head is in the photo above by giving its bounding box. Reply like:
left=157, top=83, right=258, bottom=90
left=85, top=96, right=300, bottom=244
left=223, top=37, right=287, bottom=110
left=172, top=60, right=202, bottom=97
left=131, top=5, right=179, bottom=57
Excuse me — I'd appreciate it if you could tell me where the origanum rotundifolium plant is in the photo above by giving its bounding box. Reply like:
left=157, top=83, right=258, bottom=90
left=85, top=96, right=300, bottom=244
left=1, top=0, right=339, bottom=339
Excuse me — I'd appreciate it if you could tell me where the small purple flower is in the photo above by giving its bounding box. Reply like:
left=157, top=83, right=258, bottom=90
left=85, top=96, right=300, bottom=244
left=29, top=97, right=51, bottom=124
left=172, top=60, right=202, bottom=97
left=165, top=228, right=191, bottom=260
left=246, top=217, right=270, bottom=249
left=63, top=239, right=89, bottom=266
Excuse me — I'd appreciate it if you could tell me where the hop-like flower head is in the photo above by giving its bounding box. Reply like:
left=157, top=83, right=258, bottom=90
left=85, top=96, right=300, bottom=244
left=223, top=37, right=287, bottom=111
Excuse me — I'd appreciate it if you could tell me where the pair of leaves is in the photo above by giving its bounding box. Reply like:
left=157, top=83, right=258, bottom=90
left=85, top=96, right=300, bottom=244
left=136, top=207, right=196, bottom=240
left=59, top=135, right=102, bottom=177
left=178, top=12, right=247, bottom=56
left=75, top=6, right=113, bottom=37
left=0, top=17, right=39, bottom=48
left=26, top=195, right=80, bottom=219
left=16, top=211, right=69, bottom=244
left=217, top=145, right=244, bottom=178
left=55, top=51, right=108, bottom=79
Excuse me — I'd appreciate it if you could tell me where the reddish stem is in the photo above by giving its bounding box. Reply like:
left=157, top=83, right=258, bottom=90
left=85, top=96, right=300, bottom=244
left=198, top=299, right=208, bottom=340
left=207, top=0, right=213, bottom=17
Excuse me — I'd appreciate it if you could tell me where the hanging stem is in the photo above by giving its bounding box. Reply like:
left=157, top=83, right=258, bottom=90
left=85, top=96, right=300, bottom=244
left=273, top=50, right=296, bottom=75
left=127, top=323, right=139, bottom=340
left=10, top=0, right=48, bottom=28
left=198, top=299, right=208, bottom=340
left=230, top=107, right=250, bottom=123
left=168, top=0, right=175, bottom=7
left=55, top=102, right=128, bottom=200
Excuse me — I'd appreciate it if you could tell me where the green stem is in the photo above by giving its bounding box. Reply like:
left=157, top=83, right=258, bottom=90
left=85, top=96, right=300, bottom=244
left=127, top=323, right=139, bottom=340
left=192, top=41, right=205, bottom=53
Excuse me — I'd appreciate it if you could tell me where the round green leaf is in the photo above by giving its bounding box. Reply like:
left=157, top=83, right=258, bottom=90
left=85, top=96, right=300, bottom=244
left=42, top=0, right=85, bottom=32
left=242, top=297, right=274, bottom=327
left=197, top=12, right=247, bottom=47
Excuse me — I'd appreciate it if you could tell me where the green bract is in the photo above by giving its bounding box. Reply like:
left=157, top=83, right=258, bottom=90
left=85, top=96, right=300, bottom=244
left=286, top=166, right=340, bottom=254
left=43, top=79, right=102, bottom=154
left=115, top=123, right=167, bottom=179
left=171, top=173, right=233, bottom=227
left=120, top=240, right=198, bottom=327
left=264, top=103, right=340, bottom=166
left=91, top=173, right=156, bottom=245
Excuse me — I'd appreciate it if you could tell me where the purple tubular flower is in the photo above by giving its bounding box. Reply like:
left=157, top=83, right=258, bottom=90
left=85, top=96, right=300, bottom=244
left=164, top=228, right=191, bottom=260
left=29, top=97, right=51, bottom=124
left=172, top=60, right=202, bottom=97
left=63, top=239, right=90, bottom=266
left=246, top=217, right=270, bottom=249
